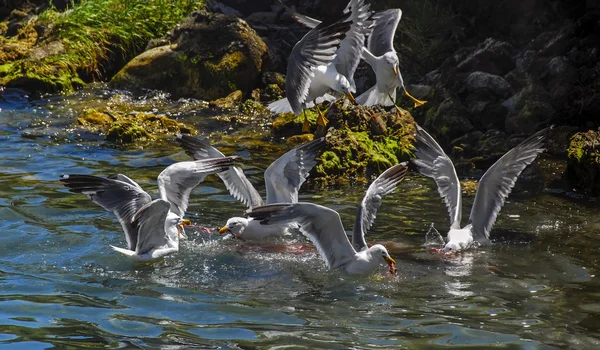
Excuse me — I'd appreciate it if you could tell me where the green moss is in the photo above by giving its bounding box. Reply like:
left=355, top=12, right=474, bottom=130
left=568, top=130, right=600, bottom=164
left=272, top=109, right=319, bottom=136
left=240, top=99, right=268, bottom=116
left=106, top=122, right=152, bottom=143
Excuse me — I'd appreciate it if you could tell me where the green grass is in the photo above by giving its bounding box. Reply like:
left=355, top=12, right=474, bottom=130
left=38, top=0, right=202, bottom=76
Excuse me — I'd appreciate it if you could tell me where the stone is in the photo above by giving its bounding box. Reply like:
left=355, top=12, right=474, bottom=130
left=465, top=71, right=512, bottom=98
left=566, top=129, right=600, bottom=195
left=111, top=10, right=268, bottom=101
left=456, top=38, right=515, bottom=76
left=209, top=90, right=243, bottom=109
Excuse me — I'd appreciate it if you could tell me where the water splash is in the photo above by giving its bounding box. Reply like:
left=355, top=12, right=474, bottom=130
left=424, top=223, right=445, bottom=247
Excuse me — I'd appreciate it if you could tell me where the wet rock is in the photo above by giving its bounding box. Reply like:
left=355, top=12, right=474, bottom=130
left=209, top=90, right=243, bottom=109
left=465, top=71, right=512, bottom=98
left=423, top=97, right=473, bottom=146
left=456, top=38, right=515, bottom=76
left=273, top=99, right=415, bottom=185
left=111, top=10, right=268, bottom=100
left=75, top=108, right=195, bottom=144
left=566, top=129, right=600, bottom=195
left=467, top=101, right=507, bottom=130
left=505, top=82, right=555, bottom=134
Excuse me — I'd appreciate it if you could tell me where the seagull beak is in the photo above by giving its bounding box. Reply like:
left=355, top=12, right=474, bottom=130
left=346, top=92, right=355, bottom=104
left=177, top=219, right=191, bottom=239
left=218, top=225, right=230, bottom=235
left=393, top=66, right=398, bottom=76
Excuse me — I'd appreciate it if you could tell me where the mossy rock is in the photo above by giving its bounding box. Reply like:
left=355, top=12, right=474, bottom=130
left=566, top=129, right=600, bottom=195
left=75, top=108, right=195, bottom=144
left=111, top=10, right=268, bottom=100
left=275, top=99, right=416, bottom=185
left=106, top=122, right=153, bottom=143
left=272, top=109, right=320, bottom=137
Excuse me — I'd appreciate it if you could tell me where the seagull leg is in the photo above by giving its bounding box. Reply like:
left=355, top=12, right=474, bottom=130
left=315, top=105, right=328, bottom=127
left=388, top=93, right=403, bottom=117
left=302, top=109, right=310, bottom=133
left=403, top=87, right=427, bottom=108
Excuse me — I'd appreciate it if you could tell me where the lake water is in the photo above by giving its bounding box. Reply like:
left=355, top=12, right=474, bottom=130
left=1, top=86, right=599, bottom=349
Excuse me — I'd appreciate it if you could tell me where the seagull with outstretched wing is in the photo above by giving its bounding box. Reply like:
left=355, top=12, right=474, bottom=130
left=356, top=9, right=427, bottom=109
left=412, top=125, right=551, bottom=253
left=269, top=0, right=371, bottom=132
left=60, top=156, right=236, bottom=261
left=246, top=163, right=407, bottom=276
left=177, top=134, right=325, bottom=240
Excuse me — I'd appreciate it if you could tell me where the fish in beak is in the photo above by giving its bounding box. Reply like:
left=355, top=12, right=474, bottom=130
left=218, top=225, right=230, bottom=235
left=177, top=219, right=191, bottom=239
left=384, top=256, right=397, bottom=275
left=393, top=66, right=398, bottom=76
left=346, top=92, right=355, bottom=104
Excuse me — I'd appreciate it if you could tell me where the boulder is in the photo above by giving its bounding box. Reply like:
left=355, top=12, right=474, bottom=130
left=566, top=129, right=600, bottom=195
left=465, top=71, right=512, bottom=98
left=456, top=38, right=515, bottom=76
left=505, top=82, right=555, bottom=134
left=111, top=10, right=268, bottom=100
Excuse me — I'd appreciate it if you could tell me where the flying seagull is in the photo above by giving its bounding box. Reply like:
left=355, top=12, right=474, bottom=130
left=356, top=9, right=427, bottom=108
left=176, top=134, right=325, bottom=240
left=246, top=163, right=407, bottom=275
left=411, top=125, right=551, bottom=253
left=269, top=0, right=371, bottom=132
left=60, top=156, right=236, bottom=261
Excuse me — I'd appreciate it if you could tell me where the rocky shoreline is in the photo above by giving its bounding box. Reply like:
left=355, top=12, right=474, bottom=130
left=1, top=0, right=599, bottom=192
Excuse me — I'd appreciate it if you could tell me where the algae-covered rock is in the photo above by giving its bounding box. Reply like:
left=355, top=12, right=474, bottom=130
left=276, top=99, right=416, bottom=185
left=75, top=108, right=195, bottom=144
left=210, top=90, right=243, bottom=109
left=111, top=10, right=268, bottom=100
left=566, top=129, right=600, bottom=195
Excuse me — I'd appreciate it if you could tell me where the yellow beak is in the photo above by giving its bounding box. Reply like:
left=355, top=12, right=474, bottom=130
left=218, top=225, right=230, bottom=235
left=393, top=66, right=398, bottom=76
left=177, top=219, right=192, bottom=238
left=346, top=92, right=355, bottom=104
left=384, top=256, right=396, bottom=265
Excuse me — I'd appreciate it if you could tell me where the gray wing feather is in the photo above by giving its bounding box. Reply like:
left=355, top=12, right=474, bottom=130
left=367, top=9, right=402, bottom=57
left=468, top=127, right=550, bottom=243
left=287, top=12, right=352, bottom=114
left=157, top=157, right=237, bottom=218
left=131, top=199, right=171, bottom=255
left=176, top=134, right=264, bottom=208
left=59, top=174, right=152, bottom=250
left=411, top=125, right=463, bottom=228
left=247, top=203, right=356, bottom=269
left=264, top=137, right=326, bottom=204
left=333, top=0, right=373, bottom=91
left=352, top=162, right=407, bottom=251
left=279, top=0, right=321, bottom=28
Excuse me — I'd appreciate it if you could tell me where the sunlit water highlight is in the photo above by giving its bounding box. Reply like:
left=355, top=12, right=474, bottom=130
left=1, top=87, right=599, bottom=348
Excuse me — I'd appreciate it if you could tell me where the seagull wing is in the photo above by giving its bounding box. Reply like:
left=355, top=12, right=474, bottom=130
left=131, top=199, right=171, bottom=255
left=157, top=157, right=237, bottom=218
left=333, top=0, right=373, bottom=91
left=279, top=0, right=321, bottom=28
left=468, top=127, right=551, bottom=243
left=176, top=134, right=264, bottom=208
left=367, top=9, right=402, bottom=57
left=264, top=137, right=326, bottom=204
left=411, top=125, right=463, bottom=228
left=352, top=162, right=407, bottom=251
left=247, top=203, right=356, bottom=269
left=286, top=11, right=352, bottom=114
left=59, top=174, right=152, bottom=250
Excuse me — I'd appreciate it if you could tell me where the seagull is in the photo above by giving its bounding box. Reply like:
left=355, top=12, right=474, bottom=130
left=176, top=134, right=325, bottom=240
left=246, top=163, right=408, bottom=276
left=59, top=156, right=236, bottom=261
left=268, top=0, right=371, bottom=132
left=356, top=9, right=427, bottom=109
left=411, top=125, right=551, bottom=253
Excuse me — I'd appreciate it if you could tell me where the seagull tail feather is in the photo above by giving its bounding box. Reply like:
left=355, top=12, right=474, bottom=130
left=355, top=85, right=395, bottom=107
left=268, top=98, right=294, bottom=114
